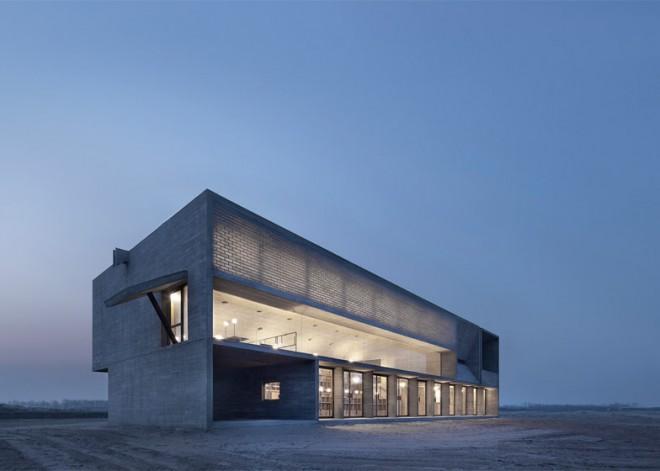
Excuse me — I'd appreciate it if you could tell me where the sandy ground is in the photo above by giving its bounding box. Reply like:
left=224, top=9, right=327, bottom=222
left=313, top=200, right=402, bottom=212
left=1, top=410, right=659, bottom=470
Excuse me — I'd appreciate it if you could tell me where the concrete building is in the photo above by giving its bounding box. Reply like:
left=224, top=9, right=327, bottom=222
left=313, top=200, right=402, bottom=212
left=93, top=190, right=499, bottom=428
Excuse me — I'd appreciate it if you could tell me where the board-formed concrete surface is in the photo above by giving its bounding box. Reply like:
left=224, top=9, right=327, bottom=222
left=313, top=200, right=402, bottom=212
left=1, top=410, right=659, bottom=470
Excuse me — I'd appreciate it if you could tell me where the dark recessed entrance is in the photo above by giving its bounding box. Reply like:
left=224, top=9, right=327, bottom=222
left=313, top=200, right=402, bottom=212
left=213, top=344, right=316, bottom=420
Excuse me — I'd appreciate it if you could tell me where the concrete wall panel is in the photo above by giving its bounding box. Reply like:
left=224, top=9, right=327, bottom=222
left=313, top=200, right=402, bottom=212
left=108, top=339, right=211, bottom=428
left=213, top=359, right=316, bottom=420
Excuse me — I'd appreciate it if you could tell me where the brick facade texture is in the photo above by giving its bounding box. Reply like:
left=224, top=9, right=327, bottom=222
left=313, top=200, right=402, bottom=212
left=211, top=195, right=462, bottom=353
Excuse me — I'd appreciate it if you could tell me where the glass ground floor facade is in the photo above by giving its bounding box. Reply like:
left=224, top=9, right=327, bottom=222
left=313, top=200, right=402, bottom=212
left=211, top=342, right=496, bottom=421
left=315, top=364, right=494, bottom=419
left=211, top=284, right=497, bottom=421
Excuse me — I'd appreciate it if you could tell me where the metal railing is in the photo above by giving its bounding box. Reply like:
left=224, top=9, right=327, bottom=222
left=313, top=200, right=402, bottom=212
left=259, top=331, right=297, bottom=351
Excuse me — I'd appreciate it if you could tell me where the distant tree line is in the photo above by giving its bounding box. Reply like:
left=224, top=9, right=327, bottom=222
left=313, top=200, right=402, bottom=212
left=500, top=403, right=660, bottom=411
left=6, top=399, right=108, bottom=411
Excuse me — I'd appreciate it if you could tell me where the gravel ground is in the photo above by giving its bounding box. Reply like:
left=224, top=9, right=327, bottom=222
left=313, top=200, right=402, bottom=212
left=1, top=410, right=659, bottom=470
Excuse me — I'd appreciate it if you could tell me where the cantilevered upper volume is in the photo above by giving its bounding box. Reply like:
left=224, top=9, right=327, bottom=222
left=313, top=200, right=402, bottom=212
left=93, top=190, right=499, bottom=428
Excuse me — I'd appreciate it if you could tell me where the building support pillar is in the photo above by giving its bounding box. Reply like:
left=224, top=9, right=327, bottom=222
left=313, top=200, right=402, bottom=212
left=387, top=374, right=397, bottom=417
left=486, top=388, right=499, bottom=416
left=467, top=386, right=476, bottom=416
left=363, top=372, right=373, bottom=418
left=441, top=383, right=451, bottom=416
left=409, top=379, right=418, bottom=416
left=333, top=367, right=344, bottom=419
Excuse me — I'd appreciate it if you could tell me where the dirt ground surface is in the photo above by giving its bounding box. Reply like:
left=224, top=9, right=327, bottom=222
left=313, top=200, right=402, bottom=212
left=1, top=410, right=659, bottom=470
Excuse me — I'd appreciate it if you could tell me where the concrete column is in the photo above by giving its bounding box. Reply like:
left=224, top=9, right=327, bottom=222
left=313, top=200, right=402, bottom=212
left=363, top=372, right=374, bottom=418
left=426, top=381, right=434, bottom=416
left=419, top=380, right=430, bottom=416
left=387, top=374, right=397, bottom=417
left=313, top=361, right=320, bottom=419
left=457, top=385, right=463, bottom=416
left=455, top=386, right=463, bottom=416
left=467, top=386, right=476, bottom=416
left=333, top=367, right=344, bottom=418
left=441, top=383, right=451, bottom=416
left=189, top=265, right=215, bottom=429
left=477, top=388, right=486, bottom=415
left=409, top=379, right=418, bottom=416
left=486, top=388, right=499, bottom=416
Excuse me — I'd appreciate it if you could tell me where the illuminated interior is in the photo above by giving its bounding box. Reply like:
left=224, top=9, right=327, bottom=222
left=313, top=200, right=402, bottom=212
left=449, top=384, right=456, bottom=415
left=373, top=375, right=388, bottom=417
left=397, top=378, right=409, bottom=416
left=318, top=368, right=333, bottom=418
left=213, top=290, right=447, bottom=376
left=417, top=381, right=426, bottom=416
left=169, top=286, right=188, bottom=343
left=433, top=383, right=442, bottom=415
left=343, top=370, right=363, bottom=417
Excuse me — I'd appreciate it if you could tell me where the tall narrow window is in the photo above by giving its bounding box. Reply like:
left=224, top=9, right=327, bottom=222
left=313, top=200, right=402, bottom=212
left=373, top=375, right=388, bottom=417
left=319, top=368, right=334, bottom=418
left=433, top=383, right=442, bottom=416
left=481, top=389, right=487, bottom=415
left=397, top=378, right=409, bottom=416
left=473, top=388, right=478, bottom=415
left=343, top=371, right=363, bottom=417
left=461, top=386, right=467, bottom=415
left=169, top=286, right=188, bottom=343
left=417, top=381, right=426, bottom=416
left=449, top=384, right=455, bottom=416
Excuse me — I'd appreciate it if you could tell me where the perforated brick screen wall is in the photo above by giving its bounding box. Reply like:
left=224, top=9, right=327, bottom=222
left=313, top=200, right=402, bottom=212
left=211, top=196, right=459, bottom=351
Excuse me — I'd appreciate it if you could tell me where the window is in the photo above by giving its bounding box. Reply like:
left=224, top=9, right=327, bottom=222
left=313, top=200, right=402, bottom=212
left=263, top=382, right=280, bottom=400
left=319, top=368, right=333, bottom=418
left=417, top=381, right=426, bottom=416
left=461, top=386, right=467, bottom=415
left=433, top=383, right=442, bottom=416
left=449, top=384, right=455, bottom=416
left=397, top=378, right=409, bottom=416
left=169, top=286, right=188, bottom=343
left=473, top=388, right=478, bottom=415
left=343, top=371, right=363, bottom=417
left=481, top=389, right=487, bottom=415
left=373, top=375, right=388, bottom=417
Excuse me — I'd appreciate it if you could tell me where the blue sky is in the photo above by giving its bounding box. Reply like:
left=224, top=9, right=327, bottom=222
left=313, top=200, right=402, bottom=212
left=1, top=2, right=659, bottom=405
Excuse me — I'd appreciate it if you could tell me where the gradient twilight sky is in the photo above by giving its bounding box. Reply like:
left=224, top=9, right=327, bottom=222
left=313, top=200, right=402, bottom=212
left=1, top=2, right=659, bottom=406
